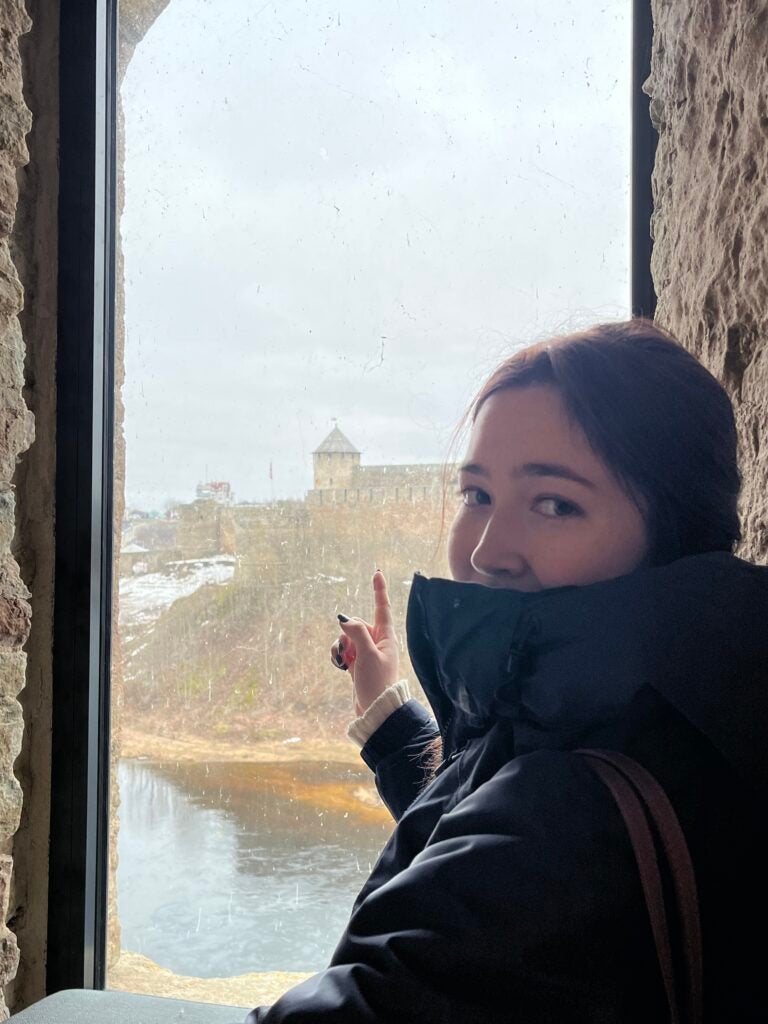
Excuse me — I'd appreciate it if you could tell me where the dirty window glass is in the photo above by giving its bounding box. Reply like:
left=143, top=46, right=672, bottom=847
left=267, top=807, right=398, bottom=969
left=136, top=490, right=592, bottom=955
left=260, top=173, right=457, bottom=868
left=107, top=0, right=631, bottom=1006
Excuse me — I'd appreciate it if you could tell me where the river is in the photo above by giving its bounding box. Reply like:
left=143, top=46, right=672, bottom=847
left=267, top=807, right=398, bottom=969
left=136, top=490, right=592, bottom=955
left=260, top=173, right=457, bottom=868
left=116, top=759, right=392, bottom=978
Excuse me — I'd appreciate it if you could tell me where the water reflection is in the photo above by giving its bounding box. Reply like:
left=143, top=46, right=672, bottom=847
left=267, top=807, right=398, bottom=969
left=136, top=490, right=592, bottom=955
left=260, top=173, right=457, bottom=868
left=117, top=759, right=391, bottom=976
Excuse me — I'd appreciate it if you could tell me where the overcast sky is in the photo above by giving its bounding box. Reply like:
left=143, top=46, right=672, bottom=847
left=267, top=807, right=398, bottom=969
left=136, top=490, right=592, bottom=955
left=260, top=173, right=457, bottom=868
left=120, top=0, right=631, bottom=511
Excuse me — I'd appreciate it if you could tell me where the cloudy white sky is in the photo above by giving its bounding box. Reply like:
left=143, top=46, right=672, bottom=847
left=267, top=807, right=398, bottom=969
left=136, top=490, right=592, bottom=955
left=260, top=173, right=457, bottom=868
left=120, top=0, right=631, bottom=511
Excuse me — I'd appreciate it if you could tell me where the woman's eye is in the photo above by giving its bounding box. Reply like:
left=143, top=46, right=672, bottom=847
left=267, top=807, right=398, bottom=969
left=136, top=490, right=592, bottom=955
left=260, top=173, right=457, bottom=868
left=533, top=497, right=582, bottom=518
left=460, top=487, right=491, bottom=507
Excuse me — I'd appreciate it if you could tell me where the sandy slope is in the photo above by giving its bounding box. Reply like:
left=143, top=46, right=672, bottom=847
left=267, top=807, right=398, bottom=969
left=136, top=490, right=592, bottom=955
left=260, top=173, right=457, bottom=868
left=108, top=950, right=312, bottom=1009
left=119, top=724, right=360, bottom=765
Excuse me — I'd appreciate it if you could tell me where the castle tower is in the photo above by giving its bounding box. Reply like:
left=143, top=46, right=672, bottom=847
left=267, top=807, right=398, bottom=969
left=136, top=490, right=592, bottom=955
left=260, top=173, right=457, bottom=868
left=312, top=423, right=361, bottom=490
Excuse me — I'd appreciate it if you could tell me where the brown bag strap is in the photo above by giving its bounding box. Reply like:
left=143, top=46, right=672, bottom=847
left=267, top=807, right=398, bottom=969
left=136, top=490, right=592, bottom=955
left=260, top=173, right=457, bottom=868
left=577, top=750, right=703, bottom=1024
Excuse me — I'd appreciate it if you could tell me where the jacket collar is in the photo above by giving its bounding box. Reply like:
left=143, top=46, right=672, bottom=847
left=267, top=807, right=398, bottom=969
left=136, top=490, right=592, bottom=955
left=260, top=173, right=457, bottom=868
left=406, top=552, right=768, bottom=792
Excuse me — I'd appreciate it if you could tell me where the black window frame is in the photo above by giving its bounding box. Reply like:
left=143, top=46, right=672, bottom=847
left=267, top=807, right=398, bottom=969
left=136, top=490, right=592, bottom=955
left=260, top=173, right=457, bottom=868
left=48, top=0, right=656, bottom=993
left=49, top=0, right=117, bottom=993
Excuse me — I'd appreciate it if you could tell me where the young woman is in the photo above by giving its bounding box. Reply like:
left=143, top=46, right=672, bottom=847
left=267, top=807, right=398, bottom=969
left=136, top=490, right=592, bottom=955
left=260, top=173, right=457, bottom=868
left=246, top=320, right=768, bottom=1023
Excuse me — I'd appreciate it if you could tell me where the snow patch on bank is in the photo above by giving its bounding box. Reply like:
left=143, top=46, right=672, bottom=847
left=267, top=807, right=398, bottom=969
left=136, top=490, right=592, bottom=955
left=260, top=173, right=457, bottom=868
left=119, top=556, right=237, bottom=628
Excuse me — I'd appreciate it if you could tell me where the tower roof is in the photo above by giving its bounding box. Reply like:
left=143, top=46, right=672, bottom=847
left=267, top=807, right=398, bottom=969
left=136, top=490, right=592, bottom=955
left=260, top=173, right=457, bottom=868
left=313, top=425, right=360, bottom=455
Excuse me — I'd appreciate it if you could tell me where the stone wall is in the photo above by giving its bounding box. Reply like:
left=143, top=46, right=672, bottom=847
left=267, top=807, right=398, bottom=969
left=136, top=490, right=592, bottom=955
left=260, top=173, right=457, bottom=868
left=648, top=0, right=768, bottom=563
left=307, top=462, right=452, bottom=506
left=175, top=501, right=236, bottom=561
left=307, top=484, right=441, bottom=507
left=0, top=0, right=34, bottom=1016
left=312, top=451, right=359, bottom=490
left=6, top=0, right=58, bottom=1008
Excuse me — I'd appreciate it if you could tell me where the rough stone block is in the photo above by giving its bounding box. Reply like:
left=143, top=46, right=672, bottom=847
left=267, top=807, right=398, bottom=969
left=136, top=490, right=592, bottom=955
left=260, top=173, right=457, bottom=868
left=0, top=778, right=22, bottom=844
left=0, top=243, right=23, bottom=318
left=0, top=160, right=19, bottom=240
left=0, top=651, right=26, bottom=704
left=0, top=317, right=25, bottom=389
left=0, top=491, right=13, bottom=554
left=0, top=855, right=19, bottom=1001
left=0, top=558, right=30, bottom=652
left=0, top=101, right=30, bottom=171
left=0, top=698, right=23, bottom=782
left=0, top=387, right=34, bottom=483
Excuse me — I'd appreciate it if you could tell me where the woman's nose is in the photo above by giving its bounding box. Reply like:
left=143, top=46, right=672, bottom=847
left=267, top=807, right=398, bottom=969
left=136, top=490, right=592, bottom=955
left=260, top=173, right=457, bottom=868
left=470, top=517, right=528, bottom=580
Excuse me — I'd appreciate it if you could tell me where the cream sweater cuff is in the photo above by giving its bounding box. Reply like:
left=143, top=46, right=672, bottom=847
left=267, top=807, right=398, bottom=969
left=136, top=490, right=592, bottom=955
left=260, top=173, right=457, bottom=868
left=346, top=680, right=412, bottom=749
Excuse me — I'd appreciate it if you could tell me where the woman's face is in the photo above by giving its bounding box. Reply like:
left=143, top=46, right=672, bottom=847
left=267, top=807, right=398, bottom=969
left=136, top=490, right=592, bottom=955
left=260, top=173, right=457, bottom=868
left=448, top=385, right=649, bottom=591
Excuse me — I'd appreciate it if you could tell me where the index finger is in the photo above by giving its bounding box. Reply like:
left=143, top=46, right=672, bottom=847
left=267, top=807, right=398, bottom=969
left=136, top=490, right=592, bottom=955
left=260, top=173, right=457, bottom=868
left=372, top=569, right=394, bottom=634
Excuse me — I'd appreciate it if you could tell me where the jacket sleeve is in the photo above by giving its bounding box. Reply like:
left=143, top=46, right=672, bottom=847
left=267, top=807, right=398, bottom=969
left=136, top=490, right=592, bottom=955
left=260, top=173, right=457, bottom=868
left=243, top=751, right=664, bottom=1024
left=358, top=700, right=440, bottom=821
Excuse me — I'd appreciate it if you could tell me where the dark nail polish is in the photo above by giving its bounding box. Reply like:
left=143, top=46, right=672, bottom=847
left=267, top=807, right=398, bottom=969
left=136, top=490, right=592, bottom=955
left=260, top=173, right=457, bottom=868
left=338, top=638, right=344, bottom=653
left=338, top=614, right=349, bottom=623
left=334, top=653, right=344, bottom=667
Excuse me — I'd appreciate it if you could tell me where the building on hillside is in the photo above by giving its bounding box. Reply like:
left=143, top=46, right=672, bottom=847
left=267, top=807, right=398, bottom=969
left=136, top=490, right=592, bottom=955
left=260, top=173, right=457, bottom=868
left=307, top=424, right=450, bottom=506
left=119, top=542, right=149, bottom=576
left=196, top=480, right=234, bottom=504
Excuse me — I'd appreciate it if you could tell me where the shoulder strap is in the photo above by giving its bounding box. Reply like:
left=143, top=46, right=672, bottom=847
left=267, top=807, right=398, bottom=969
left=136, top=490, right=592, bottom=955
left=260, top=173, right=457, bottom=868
left=577, top=749, right=703, bottom=1024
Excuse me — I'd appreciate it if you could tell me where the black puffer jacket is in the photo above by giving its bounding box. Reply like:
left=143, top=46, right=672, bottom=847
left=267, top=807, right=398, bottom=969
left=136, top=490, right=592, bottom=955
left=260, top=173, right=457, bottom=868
left=246, top=553, right=768, bottom=1023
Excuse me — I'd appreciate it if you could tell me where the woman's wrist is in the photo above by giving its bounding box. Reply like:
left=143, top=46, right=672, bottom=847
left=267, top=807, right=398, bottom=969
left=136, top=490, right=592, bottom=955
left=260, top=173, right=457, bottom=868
left=347, top=680, right=412, bottom=748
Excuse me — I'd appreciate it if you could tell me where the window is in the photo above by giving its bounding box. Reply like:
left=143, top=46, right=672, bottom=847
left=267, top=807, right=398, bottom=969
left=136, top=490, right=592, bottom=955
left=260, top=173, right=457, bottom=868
left=50, top=0, right=656, bottom=999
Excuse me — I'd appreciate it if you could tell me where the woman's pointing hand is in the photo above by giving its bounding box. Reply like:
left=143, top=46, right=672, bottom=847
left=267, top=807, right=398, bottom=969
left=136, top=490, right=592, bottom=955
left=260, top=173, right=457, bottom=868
left=331, top=570, right=400, bottom=717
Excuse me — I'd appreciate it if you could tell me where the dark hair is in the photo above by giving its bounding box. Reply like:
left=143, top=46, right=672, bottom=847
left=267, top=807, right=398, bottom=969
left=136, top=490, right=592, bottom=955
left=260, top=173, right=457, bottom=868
left=466, top=319, right=741, bottom=565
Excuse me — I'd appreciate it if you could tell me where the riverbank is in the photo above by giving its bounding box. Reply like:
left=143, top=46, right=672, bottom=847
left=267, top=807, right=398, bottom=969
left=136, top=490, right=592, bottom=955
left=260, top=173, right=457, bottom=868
left=109, top=951, right=313, bottom=1007
left=119, top=723, right=360, bottom=765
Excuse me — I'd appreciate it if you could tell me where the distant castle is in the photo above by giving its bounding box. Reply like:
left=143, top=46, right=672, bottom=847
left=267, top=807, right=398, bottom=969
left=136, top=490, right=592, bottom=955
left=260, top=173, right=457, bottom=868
left=121, top=424, right=449, bottom=575
left=307, top=423, right=447, bottom=506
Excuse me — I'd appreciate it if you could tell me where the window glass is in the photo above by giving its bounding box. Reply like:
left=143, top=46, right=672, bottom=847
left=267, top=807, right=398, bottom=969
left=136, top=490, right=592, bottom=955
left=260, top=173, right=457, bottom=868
left=108, top=0, right=631, bottom=1006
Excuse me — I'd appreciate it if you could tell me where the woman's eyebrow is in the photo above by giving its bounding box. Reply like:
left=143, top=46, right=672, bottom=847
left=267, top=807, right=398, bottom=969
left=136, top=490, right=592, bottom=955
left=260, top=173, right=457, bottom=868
left=515, top=462, right=597, bottom=490
left=460, top=461, right=597, bottom=489
left=459, top=462, right=488, bottom=476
